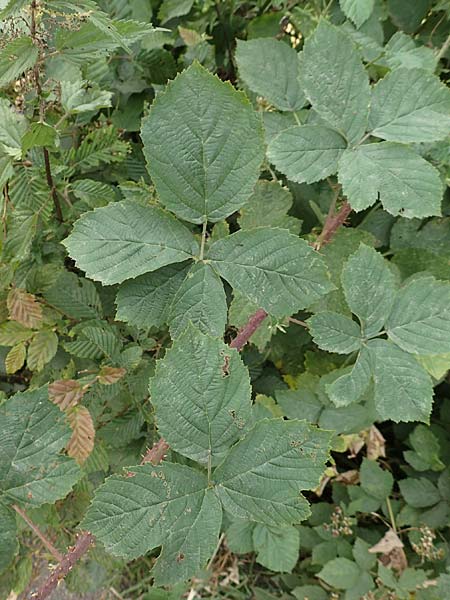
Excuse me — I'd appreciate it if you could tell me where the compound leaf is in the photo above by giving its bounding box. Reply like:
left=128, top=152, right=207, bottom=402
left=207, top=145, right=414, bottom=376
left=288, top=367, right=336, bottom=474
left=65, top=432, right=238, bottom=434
left=63, top=201, right=198, bottom=285
left=0, top=387, right=81, bottom=507
left=169, top=262, right=227, bottom=339
left=338, top=142, right=442, bottom=218
left=141, top=62, right=264, bottom=223
left=368, top=339, right=433, bottom=423
left=208, top=228, right=333, bottom=317
left=386, top=276, right=450, bottom=355
left=115, top=263, right=190, bottom=329
left=82, top=463, right=221, bottom=584
left=341, top=244, right=398, bottom=336
left=299, top=21, right=370, bottom=144
left=235, top=38, right=305, bottom=111
left=214, top=418, right=331, bottom=526
left=308, top=311, right=363, bottom=354
left=151, top=325, right=252, bottom=465
left=267, top=125, right=347, bottom=184
left=369, top=68, right=450, bottom=143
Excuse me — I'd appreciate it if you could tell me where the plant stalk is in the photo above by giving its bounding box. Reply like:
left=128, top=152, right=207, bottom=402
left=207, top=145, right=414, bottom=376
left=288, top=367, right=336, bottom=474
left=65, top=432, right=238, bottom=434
left=12, top=504, right=63, bottom=561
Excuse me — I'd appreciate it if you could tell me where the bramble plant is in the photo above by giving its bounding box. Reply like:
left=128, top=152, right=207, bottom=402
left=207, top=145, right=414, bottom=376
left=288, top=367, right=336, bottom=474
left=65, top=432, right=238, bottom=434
left=1, top=0, right=450, bottom=598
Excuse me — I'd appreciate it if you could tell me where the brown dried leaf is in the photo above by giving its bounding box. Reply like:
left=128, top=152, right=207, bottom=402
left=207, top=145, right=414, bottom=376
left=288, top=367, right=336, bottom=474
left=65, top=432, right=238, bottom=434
left=97, top=366, right=126, bottom=385
left=7, top=288, right=42, bottom=329
left=66, top=405, right=95, bottom=464
left=335, top=469, right=360, bottom=485
left=366, top=425, right=386, bottom=460
left=370, top=529, right=407, bottom=573
left=5, top=342, right=26, bottom=374
left=49, top=379, right=86, bottom=410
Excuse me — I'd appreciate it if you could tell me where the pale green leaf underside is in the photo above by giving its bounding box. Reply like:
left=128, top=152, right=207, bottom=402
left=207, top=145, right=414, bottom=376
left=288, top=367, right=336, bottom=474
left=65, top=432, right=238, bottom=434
left=338, top=142, right=442, bottom=218
left=63, top=201, right=199, bottom=285
left=326, top=346, right=372, bottom=407
left=0, top=387, right=81, bottom=507
left=253, top=523, right=299, bottom=573
left=82, top=462, right=221, bottom=584
left=369, top=68, right=450, bottom=143
left=235, top=38, right=306, bottom=111
left=339, top=0, right=375, bottom=28
left=299, top=21, right=370, bottom=144
left=0, top=37, right=39, bottom=87
left=341, top=244, right=398, bottom=337
left=169, top=262, right=228, bottom=339
left=151, top=326, right=252, bottom=464
left=0, top=503, right=18, bottom=573
left=115, top=263, right=190, bottom=329
left=308, top=311, right=363, bottom=354
left=238, top=181, right=301, bottom=234
left=141, top=62, right=264, bottom=224
left=386, top=276, right=450, bottom=355
left=267, top=125, right=347, bottom=184
left=208, top=227, right=334, bottom=317
left=368, top=339, right=433, bottom=423
left=214, top=418, right=331, bottom=526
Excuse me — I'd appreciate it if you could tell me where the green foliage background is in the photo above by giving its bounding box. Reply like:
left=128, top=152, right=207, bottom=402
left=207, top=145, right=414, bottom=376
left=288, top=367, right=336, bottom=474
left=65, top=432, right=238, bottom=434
left=0, top=0, right=450, bottom=598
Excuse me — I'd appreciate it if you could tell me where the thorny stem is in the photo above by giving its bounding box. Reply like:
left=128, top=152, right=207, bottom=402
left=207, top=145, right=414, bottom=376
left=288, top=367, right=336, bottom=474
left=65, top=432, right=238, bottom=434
left=32, top=532, right=95, bottom=600
left=12, top=504, right=63, bottom=562
left=141, top=438, right=170, bottom=465
left=229, top=308, right=268, bottom=351
left=314, top=199, right=352, bottom=250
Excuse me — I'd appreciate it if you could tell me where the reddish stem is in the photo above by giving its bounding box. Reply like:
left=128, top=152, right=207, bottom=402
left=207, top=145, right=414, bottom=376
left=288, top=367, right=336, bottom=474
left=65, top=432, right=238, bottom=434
left=32, top=532, right=95, bottom=600
left=314, top=201, right=351, bottom=250
left=141, top=438, right=170, bottom=465
left=229, top=308, right=268, bottom=351
left=12, top=504, right=63, bottom=562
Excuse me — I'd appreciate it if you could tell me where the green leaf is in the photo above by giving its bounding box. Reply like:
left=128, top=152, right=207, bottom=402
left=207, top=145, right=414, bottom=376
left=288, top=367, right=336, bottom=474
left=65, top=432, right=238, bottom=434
left=318, top=557, right=361, bottom=590
left=267, top=125, right=347, bottom=184
left=141, top=62, right=264, bottom=224
left=235, top=38, right=305, bottom=111
left=60, top=80, right=112, bottom=114
left=238, top=181, right=301, bottom=234
left=158, top=0, right=193, bottom=23
left=338, top=142, right=443, bottom=218
left=339, top=0, right=375, bottom=28
left=226, top=519, right=255, bottom=554
left=21, top=122, right=58, bottom=154
left=387, top=0, right=432, bottom=34
left=44, top=271, right=103, bottom=320
left=0, top=98, right=27, bottom=160
left=82, top=463, right=221, bottom=585
left=252, top=523, right=299, bottom=573
left=368, top=339, right=433, bottom=423
left=299, top=21, right=370, bottom=144
left=0, top=503, right=18, bottom=573
left=341, top=244, right=398, bottom=336
left=326, top=347, right=372, bottom=407
left=0, top=37, right=39, bottom=87
left=214, top=418, right=331, bottom=526
left=169, top=263, right=227, bottom=339
left=360, top=458, right=393, bottom=500
left=0, top=321, right=33, bottom=346
left=5, top=342, right=26, bottom=374
left=116, top=263, right=189, bottom=329
left=407, top=425, right=444, bottom=472
left=27, top=330, right=58, bottom=371
left=383, top=32, right=437, bottom=72
left=151, top=326, right=251, bottom=465
left=369, top=69, right=450, bottom=143
left=308, top=312, right=363, bottom=354
left=0, top=387, right=81, bottom=506
left=63, top=201, right=199, bottom=285
left=399, top=477, right=441, bottom=508
left=208, top=228, right=333, bottom=317
left=386, top=276, right=450, bottom=355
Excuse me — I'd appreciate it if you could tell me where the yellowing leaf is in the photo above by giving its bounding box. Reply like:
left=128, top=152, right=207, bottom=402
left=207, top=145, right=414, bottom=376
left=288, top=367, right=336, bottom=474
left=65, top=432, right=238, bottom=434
left=5, top=342, right=26, bottom=374
left=0, top=321, right=33, bottom=346
left=49, top=379, right=87, bottom=410
left=66, top=405, right=95, bottom=464
left=7, top=288, right=42, bottom=329
left=97, top=366, right=126, bottom=385
left=27, top=330, right=58, bottom=371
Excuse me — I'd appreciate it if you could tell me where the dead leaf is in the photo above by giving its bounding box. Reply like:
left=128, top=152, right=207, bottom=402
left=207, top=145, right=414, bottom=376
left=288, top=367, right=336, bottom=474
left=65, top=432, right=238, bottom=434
left=66, top=405, right=95, bottom=464
left=7, top=288, right=42, bottom=329
left=335, top=469, right=360, bottom=485
left=370, top=529, right=407, bottom=573
left=366, top=425, right=386, bottom=460
left=97, top=366, right=126, bottom=385
left=49, top=379, right=86, bottom=410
